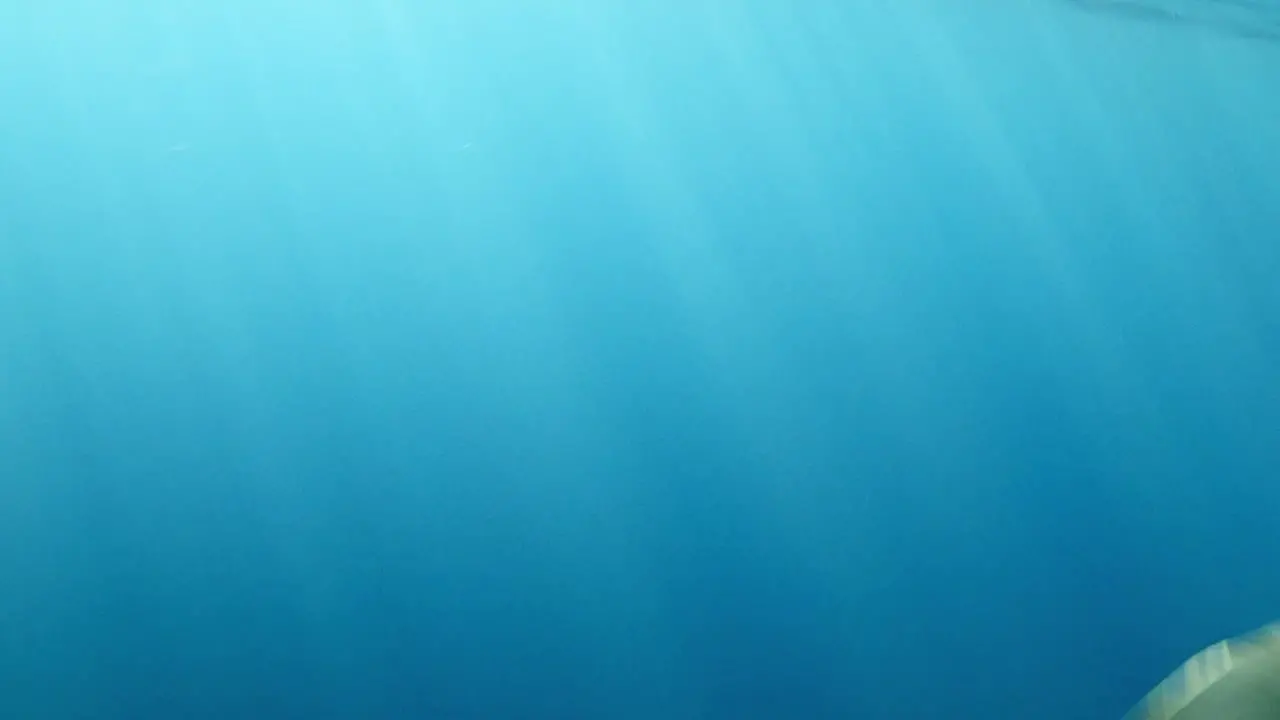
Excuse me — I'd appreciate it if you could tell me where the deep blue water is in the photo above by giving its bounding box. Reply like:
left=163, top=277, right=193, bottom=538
left=2, top=2, right=1280, bottom=718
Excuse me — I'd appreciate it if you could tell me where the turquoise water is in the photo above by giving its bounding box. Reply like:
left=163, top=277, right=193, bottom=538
left=2, top=2, right=1279, bottom=718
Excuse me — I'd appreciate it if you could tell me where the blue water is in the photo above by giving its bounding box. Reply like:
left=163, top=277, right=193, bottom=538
left=2, top=2, right=1279, bottom=718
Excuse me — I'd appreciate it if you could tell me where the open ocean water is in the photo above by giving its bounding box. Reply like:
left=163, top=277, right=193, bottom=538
left=2, top=2, right=1279, bottom=718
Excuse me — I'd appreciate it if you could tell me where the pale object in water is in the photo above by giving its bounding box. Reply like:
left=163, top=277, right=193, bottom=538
left=1125, top=622, right=1280, bottom=720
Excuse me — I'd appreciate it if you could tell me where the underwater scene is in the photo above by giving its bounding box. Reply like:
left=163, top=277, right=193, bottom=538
left=2, top=1, right=1279, bottom=718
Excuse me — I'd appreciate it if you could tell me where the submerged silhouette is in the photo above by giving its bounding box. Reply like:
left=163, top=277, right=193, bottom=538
left=1123, top=621, right=1280, bottom=720
left=1066, top=0, right=1280, bottom=43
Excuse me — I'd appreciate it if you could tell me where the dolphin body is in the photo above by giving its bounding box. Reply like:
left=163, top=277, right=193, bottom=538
left=1126, top=622, right=1280, bottom=720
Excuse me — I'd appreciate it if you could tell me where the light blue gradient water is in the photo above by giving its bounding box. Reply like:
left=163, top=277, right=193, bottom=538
left=2, top=2, right=1279, bottom=718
